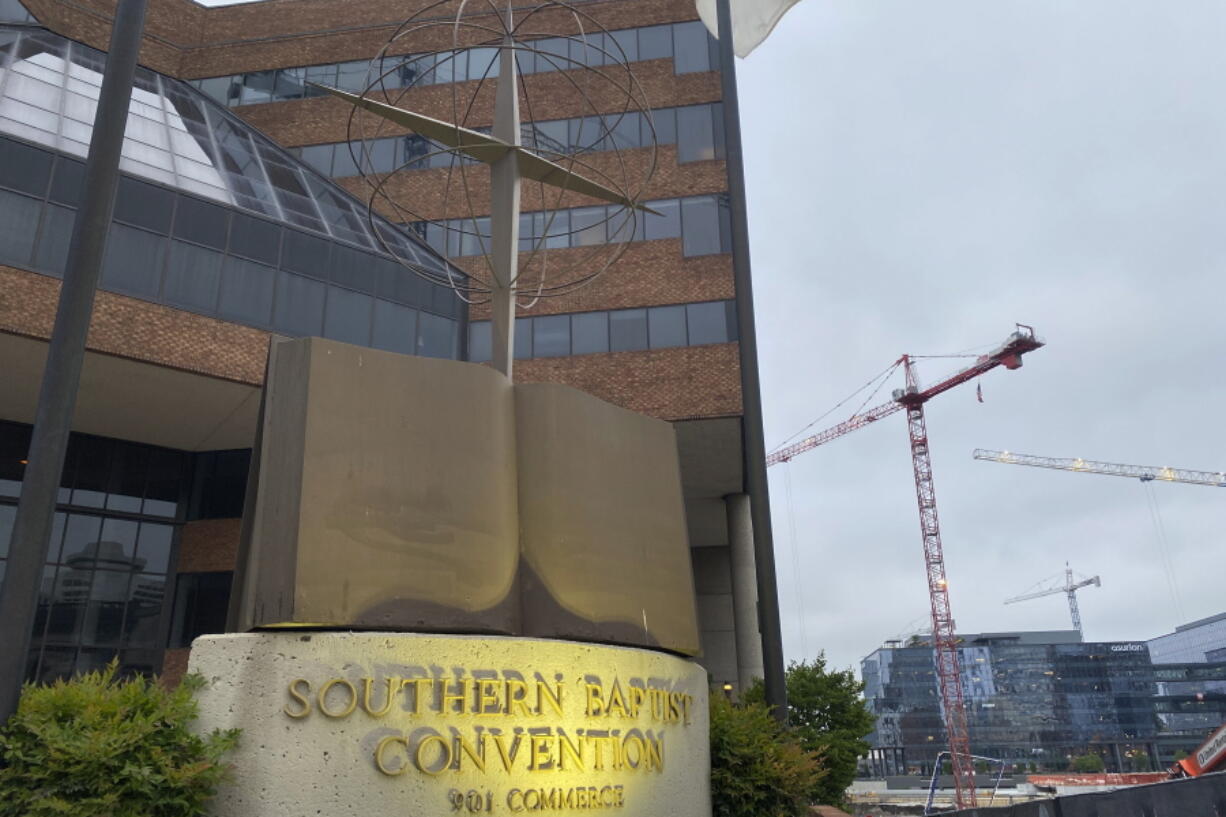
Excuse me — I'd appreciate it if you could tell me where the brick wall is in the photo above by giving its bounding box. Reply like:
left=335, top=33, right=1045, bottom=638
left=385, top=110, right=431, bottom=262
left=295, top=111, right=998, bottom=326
left=0, top=266, right=269, bottom=385
left=515, top=343, right=741, bottom=421
left=12, top=0, right=744, bottom=425
left=177, top=517, right=242, bottom=573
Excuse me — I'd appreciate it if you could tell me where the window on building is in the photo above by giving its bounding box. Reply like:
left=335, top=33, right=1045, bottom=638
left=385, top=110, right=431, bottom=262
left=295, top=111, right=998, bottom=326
left=101, top=222, right=166, bottom=298
left=273, top=270, right=326, bottom=336
left=680, top=195, right=722, bottom=256
left=685, top=301, right=730, bottom=345
left=672, top=21, right=712, bottom=74
left=172, top=194, right=229, bottom=249
left=0, top=422, right=187, bottom=683
left=0, top=187, right=40, bottom=267
left=468, top=320, right=492, bottom=363
left=323, top=286, right=373, bottom=346
left=571, top=311, right=609, bottom=355
left=189, top=449, right=250, bottom=520
left=217, top=255, right=276, bottom=327
left=418, top=311, right=457, bottom=359
left=163, top=240, right=223, bottom=312
left=533, top=314, right=570, bottom=357
left=372, top=299, right=419, bottom=356
left=609, top=308, right=648, bottom=352
left=168, top=572, right=232, bottom=649
left=0, top=135, right=51, bottom=195
left=644, top=198, right=682, bottom=240
left=648, top=304, right=687, bottom=348
left=513, top=317, right=532, bottom=360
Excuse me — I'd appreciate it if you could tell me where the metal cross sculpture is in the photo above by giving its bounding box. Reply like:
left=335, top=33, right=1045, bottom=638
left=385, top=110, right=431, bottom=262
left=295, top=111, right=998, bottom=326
left=317, top=4, right=656, bottom=380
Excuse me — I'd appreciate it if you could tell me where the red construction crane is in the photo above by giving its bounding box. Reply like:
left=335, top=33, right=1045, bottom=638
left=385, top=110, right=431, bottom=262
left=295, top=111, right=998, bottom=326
left=768, top=324, right=1044, bottom=810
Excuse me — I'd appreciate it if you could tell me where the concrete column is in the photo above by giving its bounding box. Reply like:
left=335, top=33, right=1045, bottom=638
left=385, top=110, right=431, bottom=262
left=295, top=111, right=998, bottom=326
left=725, top=493, right=765, bottom=692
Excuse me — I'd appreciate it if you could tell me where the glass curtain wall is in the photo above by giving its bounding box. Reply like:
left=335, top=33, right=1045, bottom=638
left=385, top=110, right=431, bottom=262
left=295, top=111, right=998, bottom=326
left=0, top=421, right=188, bottom=681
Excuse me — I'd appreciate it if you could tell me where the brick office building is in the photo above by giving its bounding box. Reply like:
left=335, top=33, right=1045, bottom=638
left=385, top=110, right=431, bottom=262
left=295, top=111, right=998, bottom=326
left=0, top=0, right=763, bottom=689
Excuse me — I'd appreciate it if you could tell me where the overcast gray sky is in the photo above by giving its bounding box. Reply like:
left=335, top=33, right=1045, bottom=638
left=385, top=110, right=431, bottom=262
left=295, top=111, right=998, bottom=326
left=740, top=0, right=1226, bottom=674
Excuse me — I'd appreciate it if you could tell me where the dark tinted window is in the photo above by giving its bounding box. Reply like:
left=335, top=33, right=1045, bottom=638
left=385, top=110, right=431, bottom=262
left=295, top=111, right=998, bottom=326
left=49, top=158, right=84, bottom=206
left=533, top=314, right=570, bottom=358
left=168, top=572, right=232, bottom=649
left=163, top=241, right=222, bottom=312
left=644, top=199, right=681, bottom=240
left=218, top=256, right=275, bottom=327
left=273, top=271, right=325, bottom=336
left=189, top=450, right=250, bottom=520
left=638, top=25, right=672, bottom=61
left=571, top=311, right=608, bottom=355
left=227, top=212, right=280, bottom=264
left=672, top=21, right=711, bottom=73
left=0, top=502, right=15, bottom=559
left=647, top=107, right=676, bottom=145
left=609, top=309, right=648, bottom=352
left=418, top=312, right=456, bottom=359
left=323, top=287, right=372, bottom=346
left=0, top=138, right=51, bottom=195
left=513, top=317, right=532, bottom=360
left=686, top=301, right=729, bottom=345
left=677, top=104, right=716, bottom=163
left=468, top=321, right=491, bottom=363
left=113, top=177, right=173, bottom=232
left=299, top=144, right=334, bottom=176
left=281, top=229, right=332, bottom=279
left=331, top=245, right=376, bottom=292
left=681, top=196, right=721, bottom=256
left=372, top=300, right=418, bottom=355
left=648, top=305, right=687, bottom=348
left=0, top=189, right=40, bottom=267
left=136, top=523, right=173, bottom=573
left=173, top=195, right=229, bottom=249
left=33, top=204, right=74, bottom=275
left=101, top=224, right=166, bottom=297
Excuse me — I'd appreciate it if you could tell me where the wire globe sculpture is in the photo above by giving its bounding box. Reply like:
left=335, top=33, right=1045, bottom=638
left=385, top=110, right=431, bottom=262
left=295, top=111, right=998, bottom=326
left=343, top=0, right=660, bottom=308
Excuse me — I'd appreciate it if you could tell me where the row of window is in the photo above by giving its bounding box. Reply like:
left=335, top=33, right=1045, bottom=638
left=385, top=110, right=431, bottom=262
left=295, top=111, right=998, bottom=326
left=0, top=136, right=463, bottom=356
left=1, top=422, right=189, bottom=683
left=189, top=21, right=720, bottom=108
left=290, top=102, right=726, bottom=179
left=415, top=193, right=731, bottom=259
left=468, top=300, right=736, bottom=362
left=0, top=0, right=31, bottom=23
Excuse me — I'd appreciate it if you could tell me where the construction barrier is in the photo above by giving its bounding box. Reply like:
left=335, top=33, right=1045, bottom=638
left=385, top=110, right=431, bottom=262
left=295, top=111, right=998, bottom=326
left=947, top=772, right=1226, bottom=817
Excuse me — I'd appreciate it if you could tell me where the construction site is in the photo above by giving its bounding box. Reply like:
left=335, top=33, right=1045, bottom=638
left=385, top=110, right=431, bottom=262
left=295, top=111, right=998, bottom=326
left=765, top=324, right=1225, bottom=814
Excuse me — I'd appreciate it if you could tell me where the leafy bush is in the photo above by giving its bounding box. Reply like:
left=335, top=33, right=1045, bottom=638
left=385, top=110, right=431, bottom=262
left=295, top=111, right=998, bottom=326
left=709, top=694, right=826, bottom=817
left=0, top=662, right=239, bottom=817
left=743, top=656, right=875, bottom=806
left=1069, top=753, right=1106, bottom=773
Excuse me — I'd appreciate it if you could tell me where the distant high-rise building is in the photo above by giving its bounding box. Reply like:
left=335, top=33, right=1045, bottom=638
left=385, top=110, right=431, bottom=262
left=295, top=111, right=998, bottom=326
left=1148, top=611, right=1226, bottom=664
left=863, top=631, right=1174, bottom=775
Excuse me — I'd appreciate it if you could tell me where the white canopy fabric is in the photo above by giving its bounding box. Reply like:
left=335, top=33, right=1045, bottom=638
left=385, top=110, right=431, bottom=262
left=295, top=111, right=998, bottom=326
left=694, top=0, right=804, bottom=58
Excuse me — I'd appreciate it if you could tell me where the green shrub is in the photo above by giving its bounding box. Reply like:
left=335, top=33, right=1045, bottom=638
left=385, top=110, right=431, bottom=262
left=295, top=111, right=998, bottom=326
left=1069, top=753, right=1105, bottom=773
left=0, top=661, right=239, bottom=817
left=709, top=694, right=826, bottom=817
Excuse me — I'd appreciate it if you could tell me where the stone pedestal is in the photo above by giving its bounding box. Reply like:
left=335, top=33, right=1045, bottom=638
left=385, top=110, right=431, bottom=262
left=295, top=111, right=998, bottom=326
left=189, top=632, right=711, bottom=817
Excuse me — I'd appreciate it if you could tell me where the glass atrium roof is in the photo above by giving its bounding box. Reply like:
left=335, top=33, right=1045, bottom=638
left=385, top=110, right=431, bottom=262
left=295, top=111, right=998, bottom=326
left=0, top=24, right=452, bottom=275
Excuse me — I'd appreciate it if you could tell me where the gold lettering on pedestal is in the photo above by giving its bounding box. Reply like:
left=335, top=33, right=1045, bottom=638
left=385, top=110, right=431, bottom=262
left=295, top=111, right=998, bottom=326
left=281, top=669, right=692, bottom=803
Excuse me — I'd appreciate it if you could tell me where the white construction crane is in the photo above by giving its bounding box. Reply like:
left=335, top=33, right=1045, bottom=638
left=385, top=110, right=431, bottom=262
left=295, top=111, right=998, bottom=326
left=1004, top=563, right=1101, bottom=636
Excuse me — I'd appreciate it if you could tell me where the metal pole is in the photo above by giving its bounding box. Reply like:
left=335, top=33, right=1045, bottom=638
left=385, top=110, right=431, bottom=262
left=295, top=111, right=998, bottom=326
left=713, top=0, right=787, bottom=721
left=0, top=0, right=149, bottom=723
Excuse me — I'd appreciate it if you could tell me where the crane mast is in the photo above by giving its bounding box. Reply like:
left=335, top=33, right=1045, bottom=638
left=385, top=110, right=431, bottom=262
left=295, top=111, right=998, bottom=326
left=767, top=325, right=1044, bottom=810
